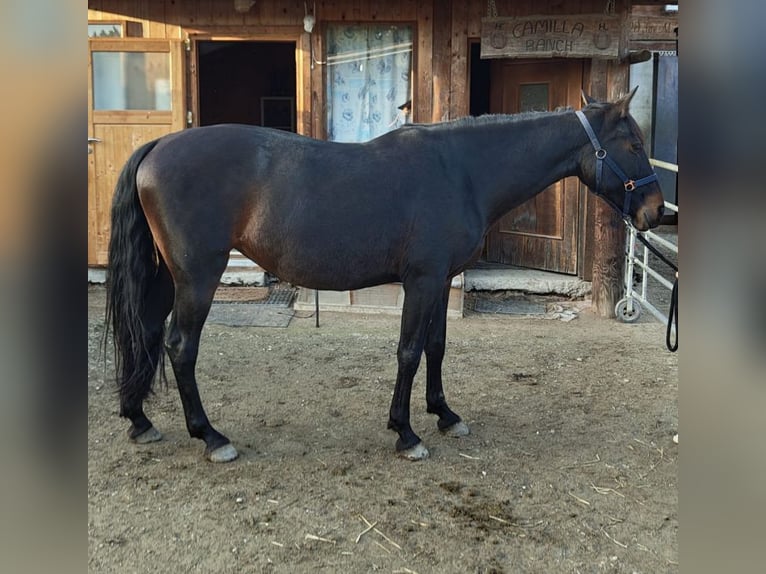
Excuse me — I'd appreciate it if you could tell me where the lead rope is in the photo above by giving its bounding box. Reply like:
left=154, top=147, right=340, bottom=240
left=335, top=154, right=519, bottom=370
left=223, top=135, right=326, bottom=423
left=635, top=233, right=678, bottom=352
left=667, top=272, right=678, bottom=352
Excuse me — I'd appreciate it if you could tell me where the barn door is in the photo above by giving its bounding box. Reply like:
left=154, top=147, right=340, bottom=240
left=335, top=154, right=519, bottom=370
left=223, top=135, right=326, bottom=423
left=487, top=60, right=583, bottom=274
left=88, top=39, right=185, bottom=265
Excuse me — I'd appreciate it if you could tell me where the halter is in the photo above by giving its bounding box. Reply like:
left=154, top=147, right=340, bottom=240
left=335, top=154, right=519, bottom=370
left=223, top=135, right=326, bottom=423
left=575, top=110, right=658, bottom=218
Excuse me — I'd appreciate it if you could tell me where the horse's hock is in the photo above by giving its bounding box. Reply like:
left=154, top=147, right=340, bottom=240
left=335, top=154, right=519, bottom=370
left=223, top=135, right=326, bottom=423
left=294, top=275, right=465, bottom=318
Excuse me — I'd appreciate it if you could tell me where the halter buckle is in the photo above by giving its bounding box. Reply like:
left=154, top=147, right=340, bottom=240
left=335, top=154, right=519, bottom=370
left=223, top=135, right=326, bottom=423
left=595, top=149, right=607, bottom=160
left=624, top=180, right=636, bottom=192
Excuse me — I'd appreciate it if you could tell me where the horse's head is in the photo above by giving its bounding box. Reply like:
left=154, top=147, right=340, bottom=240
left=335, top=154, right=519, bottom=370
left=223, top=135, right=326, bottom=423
left=576, top=88, right=665, bottom=231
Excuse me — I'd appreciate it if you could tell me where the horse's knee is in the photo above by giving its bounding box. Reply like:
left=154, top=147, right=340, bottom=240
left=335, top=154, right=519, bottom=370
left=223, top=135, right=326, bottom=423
left=397, top=345, right=422, bottom=373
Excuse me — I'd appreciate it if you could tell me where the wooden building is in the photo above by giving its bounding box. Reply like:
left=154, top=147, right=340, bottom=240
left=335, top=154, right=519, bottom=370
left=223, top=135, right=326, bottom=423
left=88, top=0, right=678, bottom=316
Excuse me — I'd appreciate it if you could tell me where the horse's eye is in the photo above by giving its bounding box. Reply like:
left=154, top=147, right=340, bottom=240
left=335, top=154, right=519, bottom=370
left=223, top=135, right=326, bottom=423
left=631, top=142, right=643, bottom=152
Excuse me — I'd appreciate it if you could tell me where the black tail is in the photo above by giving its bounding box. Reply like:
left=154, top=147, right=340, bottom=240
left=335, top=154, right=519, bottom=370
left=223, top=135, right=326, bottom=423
left=104, top=138, right=166, bottom=411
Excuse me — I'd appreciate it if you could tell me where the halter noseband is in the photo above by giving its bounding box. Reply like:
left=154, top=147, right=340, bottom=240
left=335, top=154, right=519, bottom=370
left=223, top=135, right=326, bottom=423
left=575, top=110, right=658, bottom=218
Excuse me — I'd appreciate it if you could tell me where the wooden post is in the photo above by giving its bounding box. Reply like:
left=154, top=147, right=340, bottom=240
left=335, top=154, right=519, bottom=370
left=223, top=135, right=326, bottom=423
left=431, top=0, right=452, bottom=123
left=591, top=199, right=626, bottom=317
left=588, top=50, right=630, bottom=317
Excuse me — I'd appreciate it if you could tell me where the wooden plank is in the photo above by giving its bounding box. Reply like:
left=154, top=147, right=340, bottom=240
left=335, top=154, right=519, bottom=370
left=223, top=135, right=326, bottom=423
left=349, top=0, right=361, bottom=22
left=431, top=0, right=451, bottom=123
left=141, top=0, right=167, bottom=38
left=400, top=0, right=419, bottom=20
left=310, top=24, right=324, bottom=138
left=449, top=0, right=468, bottom=119
left=87, top=38, right=174, bottom=51
left=91, top=111, right=175, bottom=124
left=416, top=0, right=433, bottom=124
left=194, top=0, right=214, bottom=26
left=170, top=40, right=186, bottom=132
left=296, top=32, right=312, bottom=136
left=481, top=14, right=621, bottom=59
left=163, top=0, right=185, bottom=38
left=185, top=26, right=304, bottom=40
left=466, top=0, right=485, bottom=37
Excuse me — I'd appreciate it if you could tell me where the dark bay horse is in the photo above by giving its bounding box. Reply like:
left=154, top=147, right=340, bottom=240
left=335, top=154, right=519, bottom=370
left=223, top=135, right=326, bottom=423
left=106, top=89, right=664, bottom=462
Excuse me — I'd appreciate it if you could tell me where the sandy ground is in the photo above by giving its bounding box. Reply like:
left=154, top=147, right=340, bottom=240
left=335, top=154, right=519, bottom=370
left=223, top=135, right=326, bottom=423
left=88, top=285, right=677, bottom=573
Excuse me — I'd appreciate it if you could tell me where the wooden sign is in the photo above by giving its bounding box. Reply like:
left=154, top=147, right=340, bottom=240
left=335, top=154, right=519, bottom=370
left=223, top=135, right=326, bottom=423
left=481, top=15, right=621, bottom=59
left=629, top=15, right=678, bottom=41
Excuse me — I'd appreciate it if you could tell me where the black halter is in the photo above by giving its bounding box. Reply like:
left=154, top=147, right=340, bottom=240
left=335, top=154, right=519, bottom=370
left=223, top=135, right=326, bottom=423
left=575, top=110, right=659, bottom=218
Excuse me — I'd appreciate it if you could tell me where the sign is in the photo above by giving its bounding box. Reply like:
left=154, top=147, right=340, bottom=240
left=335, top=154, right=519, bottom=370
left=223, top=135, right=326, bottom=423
left=628, top=15, right=678, bottom=41
left=481, top=15, right=621, bottom=59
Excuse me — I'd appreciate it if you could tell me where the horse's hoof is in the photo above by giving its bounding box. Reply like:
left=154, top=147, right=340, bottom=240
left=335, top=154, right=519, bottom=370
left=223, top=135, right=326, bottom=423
left=398, top=442, right=430, bottom=461
left=130, top=426, right=163, bottom=444
left=206, top=443, right=239, bottom=463
left=442, top=421, right=470, bottom=438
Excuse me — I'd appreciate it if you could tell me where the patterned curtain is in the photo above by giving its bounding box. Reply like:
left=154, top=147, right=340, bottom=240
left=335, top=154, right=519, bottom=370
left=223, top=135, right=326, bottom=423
left=326, top=24, right=413, bottom=142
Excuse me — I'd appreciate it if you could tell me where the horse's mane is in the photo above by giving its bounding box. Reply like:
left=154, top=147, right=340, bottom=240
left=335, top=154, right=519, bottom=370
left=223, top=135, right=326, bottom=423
left=401, top=102, right=610, bottom=134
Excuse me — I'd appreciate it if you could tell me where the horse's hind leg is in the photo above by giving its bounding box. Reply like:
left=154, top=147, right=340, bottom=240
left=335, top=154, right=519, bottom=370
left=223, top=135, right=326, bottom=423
left=121, top=261, right=174, bottom=444
left=425, top=283, right=469, bottom=438
left=165, top=262, right=238, bottom=462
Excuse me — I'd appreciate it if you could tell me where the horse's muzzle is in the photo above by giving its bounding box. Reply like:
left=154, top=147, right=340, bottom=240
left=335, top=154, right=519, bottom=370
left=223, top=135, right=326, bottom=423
left=634, top=191, right=665, bottom=231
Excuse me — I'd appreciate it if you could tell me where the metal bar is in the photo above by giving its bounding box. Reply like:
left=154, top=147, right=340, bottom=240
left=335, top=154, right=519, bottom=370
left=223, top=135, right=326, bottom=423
left=629, top=288, right=677, bottom=334
left=625, top=228, right=639, bottom=312
left=663, top=200, right=679, bottom=213
left=649, top=157, right=678, bottom=172
left=641, top=230, right=677, bottom=253
left=632, top=259, right=675, bottom=291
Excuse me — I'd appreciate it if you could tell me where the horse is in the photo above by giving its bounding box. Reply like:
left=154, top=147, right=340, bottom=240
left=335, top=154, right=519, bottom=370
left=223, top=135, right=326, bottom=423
left=105, top=88, right=664, bottom=463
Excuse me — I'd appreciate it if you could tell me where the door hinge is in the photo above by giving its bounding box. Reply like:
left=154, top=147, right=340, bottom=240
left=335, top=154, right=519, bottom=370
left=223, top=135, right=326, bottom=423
left=184, top=37, right=191, bottom=52
left=187, top=110, right=193, bottom=126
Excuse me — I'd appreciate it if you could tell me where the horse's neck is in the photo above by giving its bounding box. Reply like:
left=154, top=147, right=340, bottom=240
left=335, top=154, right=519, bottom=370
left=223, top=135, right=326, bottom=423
left=459, top=113, right=585, bottom=227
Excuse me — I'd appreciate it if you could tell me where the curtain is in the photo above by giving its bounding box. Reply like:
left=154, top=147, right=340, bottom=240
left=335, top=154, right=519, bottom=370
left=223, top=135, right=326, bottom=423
left=326, top=24, right=413, bottom=142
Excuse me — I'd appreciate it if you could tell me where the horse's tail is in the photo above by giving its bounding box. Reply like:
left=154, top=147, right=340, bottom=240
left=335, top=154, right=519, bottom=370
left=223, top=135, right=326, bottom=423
left=104, top=138, right=166, bottom=410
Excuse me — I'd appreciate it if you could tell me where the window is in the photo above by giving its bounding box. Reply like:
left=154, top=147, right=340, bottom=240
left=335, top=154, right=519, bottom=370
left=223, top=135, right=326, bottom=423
left=325, top=24, right=413, bottom=142
left=88, top=23, right=123, bottom=38
left=519, top=83, right=549, bottom=112
left=92, top=51, right=171, bottom=111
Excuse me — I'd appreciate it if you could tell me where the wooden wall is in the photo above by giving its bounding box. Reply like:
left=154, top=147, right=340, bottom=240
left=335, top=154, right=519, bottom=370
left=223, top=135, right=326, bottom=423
left=88, top=0, right=636, bottom=132
left=88, top=0, right=652, bottom=314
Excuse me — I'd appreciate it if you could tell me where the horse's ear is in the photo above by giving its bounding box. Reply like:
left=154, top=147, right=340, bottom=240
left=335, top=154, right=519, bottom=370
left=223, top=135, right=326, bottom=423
left=616, top=86, right=639, bottom=117
left=580, top=90, right=597, bottom=106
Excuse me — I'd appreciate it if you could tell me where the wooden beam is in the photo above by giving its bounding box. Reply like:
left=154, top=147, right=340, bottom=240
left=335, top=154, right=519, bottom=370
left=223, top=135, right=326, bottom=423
left=591, top=198, right=626, bottom=318
left=589, top=19, right=631, bottom=317
left=431, top=0, right=451, bottom=122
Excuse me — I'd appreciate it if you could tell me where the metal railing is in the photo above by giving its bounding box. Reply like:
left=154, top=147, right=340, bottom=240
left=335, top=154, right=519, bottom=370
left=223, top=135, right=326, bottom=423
left=616, top=158, right=678, bottom=334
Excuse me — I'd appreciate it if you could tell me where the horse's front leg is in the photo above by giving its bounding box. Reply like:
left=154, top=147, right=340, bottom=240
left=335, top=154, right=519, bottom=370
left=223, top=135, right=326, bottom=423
left=387, top=276, right=441, bottom=460
left=425, top=282, right=470, bottom=438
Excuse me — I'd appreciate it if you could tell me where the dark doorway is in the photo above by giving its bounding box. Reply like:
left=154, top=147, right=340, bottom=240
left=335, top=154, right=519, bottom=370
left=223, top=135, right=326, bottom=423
left=197, top=41, right=296, bottom=130
left=469, top=41, right=491, bottom=117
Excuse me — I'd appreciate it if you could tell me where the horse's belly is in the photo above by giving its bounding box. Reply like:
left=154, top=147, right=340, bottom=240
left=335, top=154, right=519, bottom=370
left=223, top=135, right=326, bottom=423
left=237, top=239, right=399, bottom=291
left=273, top=258, right=399, bottom=291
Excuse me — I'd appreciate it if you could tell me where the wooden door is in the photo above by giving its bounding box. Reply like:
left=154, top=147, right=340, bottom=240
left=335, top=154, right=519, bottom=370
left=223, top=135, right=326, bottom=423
left=487, top=59, right=583, bottom=274
left=88, top=39, right=185, bottom=265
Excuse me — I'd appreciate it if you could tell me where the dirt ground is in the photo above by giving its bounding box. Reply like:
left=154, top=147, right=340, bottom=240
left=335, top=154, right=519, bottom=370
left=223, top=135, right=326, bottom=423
left=87, top=284, right=677, bottom=574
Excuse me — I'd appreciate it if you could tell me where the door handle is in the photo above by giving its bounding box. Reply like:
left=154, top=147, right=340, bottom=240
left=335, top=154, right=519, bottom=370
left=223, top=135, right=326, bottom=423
left=88, top=137, right=102, bottom=143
